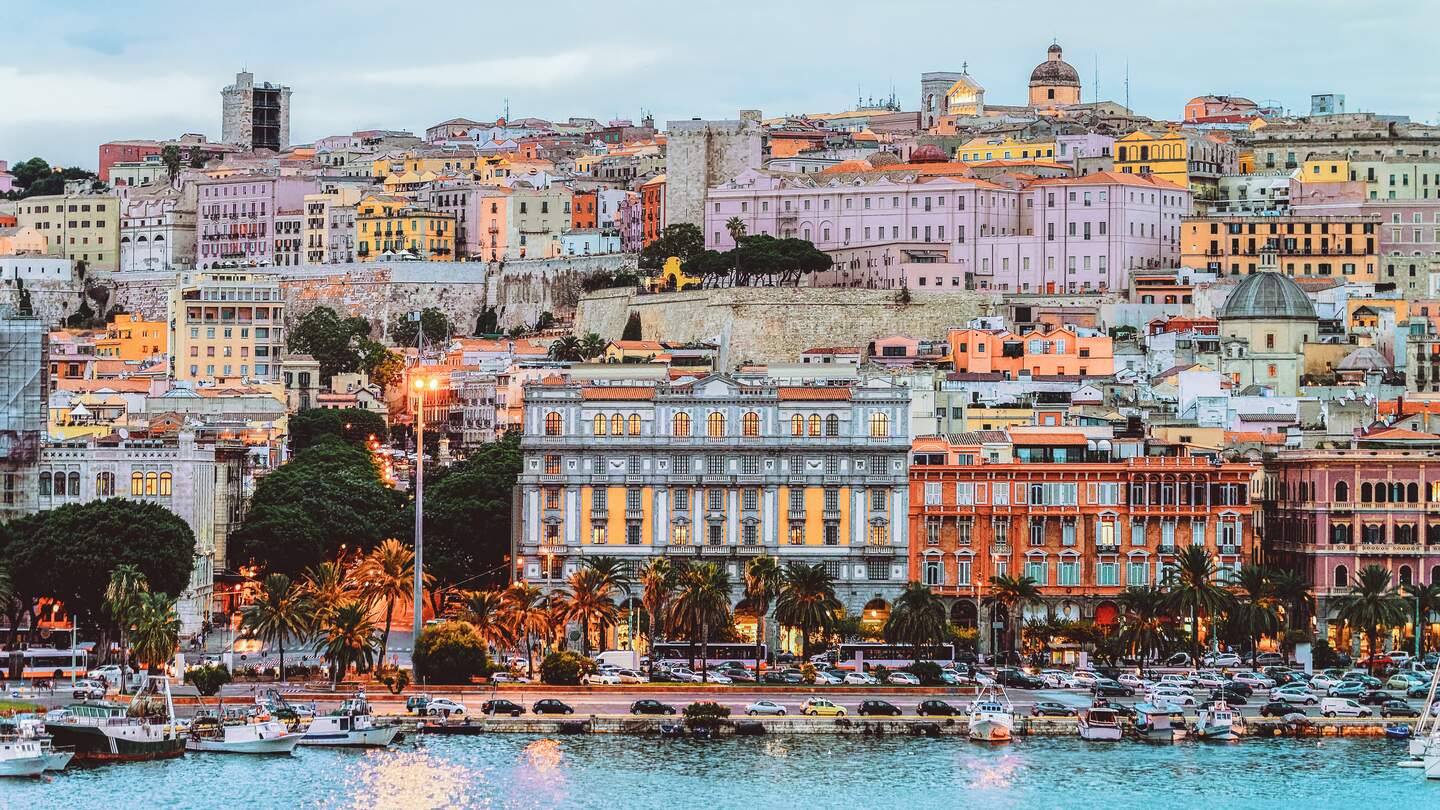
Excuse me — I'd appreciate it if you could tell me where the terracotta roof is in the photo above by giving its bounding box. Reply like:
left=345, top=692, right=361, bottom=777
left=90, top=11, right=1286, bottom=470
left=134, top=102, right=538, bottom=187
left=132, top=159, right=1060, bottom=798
left=1359, top=425, right=1440, bottom=441
left=801, top=346, right=862, bottom=354
left=776, top=387, right=852, bottom=401
left=581, top=386, right=655, bottom=401
left=611, top=340, right=665, bottom=352
left=1010, top=432, right=1088, bottom=445
left=1225, top=431, right=1285, bottom=445
left=1378, top=399, right=1440, bottom=416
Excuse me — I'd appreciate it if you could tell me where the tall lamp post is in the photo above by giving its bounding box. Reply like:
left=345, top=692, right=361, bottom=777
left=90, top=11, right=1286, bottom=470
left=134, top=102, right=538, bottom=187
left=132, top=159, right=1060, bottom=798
left=412, top=374, right=438, bottom=646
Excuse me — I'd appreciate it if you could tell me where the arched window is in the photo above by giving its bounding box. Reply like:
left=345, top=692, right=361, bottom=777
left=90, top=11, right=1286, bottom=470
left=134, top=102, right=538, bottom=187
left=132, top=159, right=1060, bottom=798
left=1334, top=481, right=1348, bottom=502
left=1361, top=482, right=1373, bottom=502
left=1409, top=483, right=1420, bottom=503
left=742, top=412, right=760, bottom=438
left=611, top=414, right=624, bottom=435
left=1400, top=565, right=1413, bottom=586
left=1375, top=483, right=1387, bottom=504
left=131, top=471, right=144, bottom=496
left=544, top=411, right=563, bottom=436
left=869, top=411, right=890, bottom=438
left=807, top=414, right=821, bottom=437
left=825, top=414, right=840, bottom=437
left=1397, top=524, right=1417, bottom=545
left=707, top=411, right=726, bottom=438
left=791, top=414, right=804, bottom=436
left=145, top=471, right=158, bottom=496
left=159, top=472, right=173, bottom=496
left=673, top=412, right=691, bottom=437
left=593, top=414, right=607, bottom=435
left=628, top=414, right=641, bottom=436
left=39, top=472, right=52, bottom=496
left=1335, top=564, right=1349, bottom=589
left=68, top=472, right=81, bottom=495
left=1330, top=523, right=1351, bottom=545
left=1432, top=564, right=1440, bottom=585
left=96, top=471, right=114, bottom=497
left=1392, top=483, right=1404, bottom=502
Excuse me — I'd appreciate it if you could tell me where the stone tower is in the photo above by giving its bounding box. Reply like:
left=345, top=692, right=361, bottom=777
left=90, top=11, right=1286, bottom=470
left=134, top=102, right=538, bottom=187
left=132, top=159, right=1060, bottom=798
left=662, top=113, right=763, bottom=229
left=920, top=71, right=966, bottom=130
left=221, top=70, right=292, bottom=151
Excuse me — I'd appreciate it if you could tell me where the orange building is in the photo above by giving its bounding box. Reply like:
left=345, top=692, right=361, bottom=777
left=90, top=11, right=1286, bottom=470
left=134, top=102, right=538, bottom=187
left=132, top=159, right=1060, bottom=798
left=1180, top=214, right=1379, bottom=280
left=95, top=313, right=167, bottom=361
left=572, top=189, right=597, bottom=229
left=641, top=174, right=666, bottom=246
left=947, top=326, right=1114, bottom=378
left=908, top=432, right=1259, bottom=657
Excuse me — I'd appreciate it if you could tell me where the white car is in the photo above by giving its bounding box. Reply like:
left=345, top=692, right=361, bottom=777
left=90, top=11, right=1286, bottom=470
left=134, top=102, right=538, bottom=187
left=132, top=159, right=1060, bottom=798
left=745, top=700, right=787, bottom=716
left=667, top=667, right=702, bottom=683
left=1232, top=671, right=1276, bottom=689
left=1191, top=672, right=1226, bottom=689
left=1157, top=674, right=1195, bottom=689
left=1269, top=686, right=1318, bottom=705
left=87, top=665, right=125, bottom=684
left=972, top=671, right=997, bottom=687
left=1070, top=670, right=1099, bottom=687
left=1307, top=674, right=1339, bottom=691
left=1117, top=673, right=1152, bottom=691
left=1205, top=653, right=1242, bottom=668
left=615, top=669, right=649, bottom=684
left=1148, top=687, right=1197, bottom=707
left=1389, top=652, right=1413, bottom=667
left=843, top=671, right=878, bottom=686
left=813, top=670, right=844, bottom=685
left=1041, top=670, right=1079, bottom=688
left=424, top=698, right=467, bottom=716
left=1320, top=697, right=1371, bottom=718
left=584, top=671, right=621, bottom=685
left=703, top=670, right=734, bottom=684
left=887, top=672, right=921, bottom=686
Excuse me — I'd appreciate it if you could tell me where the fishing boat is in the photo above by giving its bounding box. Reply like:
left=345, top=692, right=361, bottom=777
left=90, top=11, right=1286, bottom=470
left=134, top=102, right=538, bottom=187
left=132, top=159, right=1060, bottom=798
left=9, top=716, right=72, bottom=771
left=1192, top=700, right=1243, bottom=742
left=1077, top=701, right=1123, bottom=741
left=967, top=686, right=1015, bottom=742
left=186, top=706, right=303, bottom=754
left=1129, top=702, right=1185, bottom=742
left=44, top=678, right=185, bottom=762
left=0, top=736, right=49, bottom=777
left=298, top=696, right=399, bottom=747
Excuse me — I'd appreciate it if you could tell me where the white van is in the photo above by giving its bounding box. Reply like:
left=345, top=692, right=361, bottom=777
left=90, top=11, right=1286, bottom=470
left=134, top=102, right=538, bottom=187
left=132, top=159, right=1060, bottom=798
left=1320, top=697, right=1372, bottom=718
left=594, top=650, right=641, bottom=670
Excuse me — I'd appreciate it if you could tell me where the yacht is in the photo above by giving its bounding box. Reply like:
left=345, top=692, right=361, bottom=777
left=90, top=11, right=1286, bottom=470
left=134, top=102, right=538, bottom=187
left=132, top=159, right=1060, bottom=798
left=1192, top=700, right=1242, bottom=741
left=967, top=686, right=1015, bottom=742
left=1410, top=664, right=1440, bottom=778
left=187, top=706, right=303, bottom=754
left=1130, top=702, right=1186, bottom=742
left=1077, top=701, right=1123, bottom=741
left=44, top=678, right=185, bottom=762
left=0, top=736, right=48, bottom=777
left=298, top=696, right=399, bottom=747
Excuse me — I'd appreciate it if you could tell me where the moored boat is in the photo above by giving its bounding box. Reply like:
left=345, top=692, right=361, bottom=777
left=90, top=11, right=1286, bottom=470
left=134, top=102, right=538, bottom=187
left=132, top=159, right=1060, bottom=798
left=0, top=736, right=49, bottom=778
left=186, top=707, right=303, bottom=754
left=1192, top=700, right=1242, bottom=742
left=44, top=677, right=185, bottom=763
left=967, top=687, right=1015, bottom=742
left=298, top=696, right=399, bottom=747
left=1129, top=702, right=1185, bottom=742
left=1077, top=701, right=1123, bottom=741
left=3, top=716, right=72, bottom=771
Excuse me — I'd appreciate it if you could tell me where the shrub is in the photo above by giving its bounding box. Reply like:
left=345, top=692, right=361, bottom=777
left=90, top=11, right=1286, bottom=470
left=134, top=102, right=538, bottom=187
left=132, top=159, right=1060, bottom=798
left=184, top=664, right=233, bottom=697
left=412, top=621, right=491, bottom=684
left=873, top=664, right=890, bottom=683
left=902, top=661, right=944, bottom=686
left=799, top=662, right=817, bottom=685
left=539, top=651, right=594, bottom=686
left=682, top=701, right=731, bottom=731
left=378, top=666, right=412, bottom=695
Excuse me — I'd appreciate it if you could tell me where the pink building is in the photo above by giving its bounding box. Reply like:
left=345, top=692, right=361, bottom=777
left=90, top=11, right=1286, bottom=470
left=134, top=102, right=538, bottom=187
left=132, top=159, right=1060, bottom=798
left=705, top=167, right=1191, bottom=294
left=196, top=174, right=315, bottom=269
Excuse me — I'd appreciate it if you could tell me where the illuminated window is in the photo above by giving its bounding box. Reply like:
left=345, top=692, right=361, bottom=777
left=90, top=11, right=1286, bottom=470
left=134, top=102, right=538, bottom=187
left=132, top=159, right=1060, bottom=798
left=544, top=411, right=563, bottom=436
left=673, top=412, right=691, bottom=437
left=131, top=471, right=143, bottom=495
left=544, top=454, right=561, bottom=474
left=545, top=487, right=561, bottom=509
left=158, top=472, right=172, bottom=496
left=96, top=471, right=114, bottom=497
left=593, top=414, right=607, bottom=435
left=788, top=525, right=804, bottom=545
left=808, top=414, right=821, bottom=436
left=707, top=411, right=726, bottom=437
left=869, top=412, right=889, bottom=438
left=742, top=411, right=760, bottom=437
left=628, top=414, right=641, bottom=436
left=791, top=414, right=804, bottom=436
left=611, top=414, right=624, bottom=435
left=145, top=471, right=158, bottom=496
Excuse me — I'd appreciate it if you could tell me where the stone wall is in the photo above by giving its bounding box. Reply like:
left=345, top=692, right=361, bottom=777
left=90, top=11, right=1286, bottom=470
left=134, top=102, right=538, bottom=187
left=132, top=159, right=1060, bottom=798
left=575, top=286, right=996, bottom=368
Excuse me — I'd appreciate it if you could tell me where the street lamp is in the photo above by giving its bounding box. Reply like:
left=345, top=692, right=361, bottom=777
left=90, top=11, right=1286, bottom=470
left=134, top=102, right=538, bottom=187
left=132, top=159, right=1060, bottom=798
left=412, top=375, right=439, bottom=646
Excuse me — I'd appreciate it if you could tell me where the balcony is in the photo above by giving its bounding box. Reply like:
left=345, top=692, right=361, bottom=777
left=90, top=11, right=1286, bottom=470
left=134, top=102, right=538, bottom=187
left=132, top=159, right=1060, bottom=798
left=664, top=546, right=697, bottom=556
left=700, top=545, right=731, bottom=556
left=862, top=545, right=894, bottom=556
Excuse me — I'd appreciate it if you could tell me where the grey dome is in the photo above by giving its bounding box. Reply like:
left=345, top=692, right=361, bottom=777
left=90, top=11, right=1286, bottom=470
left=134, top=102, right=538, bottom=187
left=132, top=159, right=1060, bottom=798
left=1030, top=44, right=1080, bottom=87
left=1336, top=346, right=1387, bottom=371
left=1218, top=272, right=1316, bottom=320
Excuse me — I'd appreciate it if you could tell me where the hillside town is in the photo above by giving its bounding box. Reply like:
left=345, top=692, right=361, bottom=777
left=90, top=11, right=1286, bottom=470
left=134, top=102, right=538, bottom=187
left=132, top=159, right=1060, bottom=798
left=6, top=34, right=1440, bottom=794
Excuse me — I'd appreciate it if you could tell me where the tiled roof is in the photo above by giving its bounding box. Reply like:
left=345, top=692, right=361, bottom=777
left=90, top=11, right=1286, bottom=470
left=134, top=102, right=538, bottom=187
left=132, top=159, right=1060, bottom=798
left=581, top=386, right=655, bottom=401
left=1225, top=431, right=1285, bottom=445
left=1359, top=425, right=1440, bottom=441
left=777, top=387, right=852, bottom=401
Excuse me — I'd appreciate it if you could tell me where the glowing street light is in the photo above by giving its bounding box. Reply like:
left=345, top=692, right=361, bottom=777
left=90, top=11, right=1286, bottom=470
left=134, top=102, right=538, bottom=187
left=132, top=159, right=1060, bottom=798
left=411, top=373, right=440, bottom=646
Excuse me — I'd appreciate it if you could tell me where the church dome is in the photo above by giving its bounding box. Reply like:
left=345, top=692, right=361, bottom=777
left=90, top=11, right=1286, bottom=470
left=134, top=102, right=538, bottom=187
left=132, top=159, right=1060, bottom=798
left=1029, top=43, right=1081, bottom=87
left=1218, top=272, right=1317, bottom=320
left=909, top=144, right=948, bottom=163
left=866, top=152, right=901, bottom=167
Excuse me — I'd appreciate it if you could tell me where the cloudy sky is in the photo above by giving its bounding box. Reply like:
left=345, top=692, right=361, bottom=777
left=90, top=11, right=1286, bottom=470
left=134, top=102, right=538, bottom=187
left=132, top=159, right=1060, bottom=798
left=3, top=0, right=1438, bottom=169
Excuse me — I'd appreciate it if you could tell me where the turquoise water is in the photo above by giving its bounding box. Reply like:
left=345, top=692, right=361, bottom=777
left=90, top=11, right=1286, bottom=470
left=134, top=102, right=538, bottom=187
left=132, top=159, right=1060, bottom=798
left=11, top=735, right=1434, bottom=810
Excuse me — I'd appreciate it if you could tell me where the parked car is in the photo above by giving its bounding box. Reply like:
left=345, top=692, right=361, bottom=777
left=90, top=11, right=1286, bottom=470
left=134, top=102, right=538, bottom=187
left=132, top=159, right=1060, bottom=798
left=1268, top=686, right=1318, bottom=705
left=722, top=668, right=757, bottom=683
left=1259, top=701, right=1300, bottom=717
left=1386, top=674, right=1424, bottom=691
left=916, top=699, right=963, bottom=717
left=481, top=699, right=525, bottom=717
left=843, top=672, right=878, bottom=686
left=1190, top=672, right=1225, bottom=689
left=1157, top=674, right=1195, bottom=690
left=1148, top=687, right=1196, bottom=707
left=1031, top=701, right=1078, bottom=717
left=1205, top=653, right=1241, bottom=668
left=813, top=670, right=844, bottom=685
left=1388, top=652, right=1413, bottom=667
left=1209, top=689, right=1248, bottom=706
left=1380, top=699, right=1420, bottom=718
left=668, top=668, right=703, bottom=684
left=1254, top=652, right=1286, bottom=667
left=424, top=698, right=467, bottom=717
left=1222, top=681, right=1254, bottom=697
left=629, top=699, right=676, bottom=716
left=1327, top=682, right=1367, bottom=698
left=615, top=669, right=649, bottom=684
left=1409, top=682, right=1434, bottom=699
left=584, top=671, right=621, bottom=685
left=858, top=700, right=903, bottom=717
left=703, top=670, right=734, bottom=685
left=800, top=698, right=846, bottom=717
left=1162, top=653, right=1192, bottom=668
left=1092, top=679, right=1135, bottom=697
left=1231, top=671, right=1276, bottom=689
left=1308, top=674, right=1340, bottom=691
left=1117, top=673, right=1153, bottom=691
left=1359, top=689, right=1400, bottom=706
left=1041, top=670, right=1079, bottom=688
left=745, top=700, right=787, bottom=716
left=1069, top=670, right=1100, bottom=687
left=995, top=669, right=1045, bottom=689
left=71, top=680, right=105, bottom=700
left=530, top=699, right=573, bottom=715
left=1320, top=697, right=1372, bottom=718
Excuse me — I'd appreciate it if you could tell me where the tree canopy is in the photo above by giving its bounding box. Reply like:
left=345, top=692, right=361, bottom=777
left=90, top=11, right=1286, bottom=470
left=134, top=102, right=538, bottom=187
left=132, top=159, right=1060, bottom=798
left=681, top=235, right=831, bottom=287
left=287, top=306, right=392, bottom=383
left=638, top=223, right=703, bottom=270
left=289, top=407, right=389, bottom=454
left=5, top=158, right=100, bottom=199
left=389, top=308, right=453, bottom=348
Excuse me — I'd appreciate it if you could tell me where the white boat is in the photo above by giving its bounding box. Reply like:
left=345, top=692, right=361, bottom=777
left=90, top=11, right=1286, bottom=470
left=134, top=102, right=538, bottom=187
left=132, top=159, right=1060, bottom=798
left=1077, top=702, right=1123, bottom=741
left=12, top=717, right=73, bottom=770
left=1409, top=664, right=1440, bottom=760
left=187, top=707, right=303, bottom=754
left=0, top=737, right=49, bottom=778
left=44, top=677, right=186, bottom=762
left=1130, top=702, right=1185, bottom=742
left=1192, top=700, right=1242, bottom=741
left=298, top=697, right=399, bottom=747
left=967, top=686, right=1015, bottom=742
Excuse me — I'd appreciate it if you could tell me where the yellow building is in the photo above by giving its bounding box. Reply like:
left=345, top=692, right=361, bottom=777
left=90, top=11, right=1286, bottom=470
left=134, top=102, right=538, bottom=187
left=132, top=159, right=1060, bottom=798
left=1113, top=130, right=1238, bottom=200
left=95, top=313, right=167, bottom=360
left=355, top=194, right=455, bottom=261
left=601, top=340, right=670, bottom=364
left=647, top=255, right=702, bottom=292
left=1347, top=298, right=1408, bottom=331
left=944, top=73, right=985, bottom=117
left=961, top=406, right=1034, bottom=432
left=371, top=150, right=481, bottom=180
left=1301, top=156, right=1350, bottom=183
left=48, top=392, right=131, bottom=441
left=169, top=271, right=286, bottom=384
left=14, top=193, right=122, bottom=270
left=955, top=137, right=1056, bottom=163
left=0, top=225, right=48, bottom=256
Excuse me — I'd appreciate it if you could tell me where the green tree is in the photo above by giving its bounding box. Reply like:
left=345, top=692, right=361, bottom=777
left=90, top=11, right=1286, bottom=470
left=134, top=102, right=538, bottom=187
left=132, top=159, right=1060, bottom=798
left=1334, top=565, right=1409, bottom=673
left=1229, top=565, right=1281, bottom=669
left=882, top=581, right=948, bottom=662
left=638, top=223, right=703, bottom=270
left=286, top=306, right=375, bottom=383
left=188, top=149, right=209, bottom=169
left=160, top=145, right=182, bottom=181
left=548, top=335, right=583, bottom=362
left=501, top=583, right=552, bottom=680
left=1115, top=586, right=1175, bottom=677
left=984, top=574, right=1043, bottom=659
left=744, top=555, right=782, bottom=674
left=538, top=650, right=592, bottom=685
left=288, top=407, right=389, bottom=453
left=412, top=620, right=491, bottom=684
left=129, top=592, right=180, bottom=672
left=621, top=312, right=642, bottom=341
left=725, top=216, right=747, bottom=244
left=577, top=332, right=607, bottom=360
left=1268, top=569, right=1315, bottom=634
left=453, top=590, right=514, bottom=652
left=639, top=558, right=674, bottom=675
left=185, top=664, right=233, bottom=697
left=352, top=539, right=419, bottom=668
left=300, top=560, right=351, bottom=633
left=315, top=601, right=379, bottom=687
left=1163, top=546, right=1234, bottom=666
left=103, top=564, right=148, bottom=693
left=667, top=563, right=732, bottom=681
left=390, top=308, right=453, bottom=348
left=241, top=573, right=313, bottom=683
left=774, top=562, right=841, bottom=658
left=551, top=568, right=619, bottom=657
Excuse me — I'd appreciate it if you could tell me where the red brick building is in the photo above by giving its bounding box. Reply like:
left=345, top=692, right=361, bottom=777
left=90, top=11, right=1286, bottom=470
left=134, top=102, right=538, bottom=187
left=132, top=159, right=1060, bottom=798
left=641, top=174, right=666, bottom=246
left=572, top=189, right=598, bottom=230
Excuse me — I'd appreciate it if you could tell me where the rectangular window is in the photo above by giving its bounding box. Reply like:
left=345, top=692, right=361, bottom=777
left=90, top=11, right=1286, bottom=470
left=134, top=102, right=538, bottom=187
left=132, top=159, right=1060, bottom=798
left=626, top=488, right=642, bottom=511
left=788, top=525, right=804, bottom=545
left=1030, top=521, right=1045, bottom=546
left=1058, top=559, right=1080, bottom=586
left=993, top=483, right=1009, bottom=505
left=1127, top=560, right=1149, bottom=586
left=1132, top=522, right=1147, bottom=547
left=742, top=524, right=758, bottom=546
left=824, top=523, right=839, bottom=545
left=673, top=489, right=690, bottom=512
left=870, top=488, right=887, bottom=511
left=742, top=489, right=759, bottom=511
left=1062, top=521, right=1076, bottom=546
left=708, top=524, right=724, bottom=545
left=866, top=560, right=891, bottom=580
left=707, top=489, right=725, bottom=511
left=926, top=522, right=940, bottom=545
left=591, top=488, right=607, bottom=512
left=1025, top=559, right=1048, bottom=585
left=1097, top=562, right=1119, bottom=586
left=824, top=488, right=839, bottom=511
left=789, top=488, right=805, bottom=512
left=591, top=525, right=607, bottom=544
left=924, top=481, right=942, bottom=505
left=956, top=519, right=972, bottom=545
left=955, top=482, right=975, bottom=504
left=956, top=557, right=972, bottom=585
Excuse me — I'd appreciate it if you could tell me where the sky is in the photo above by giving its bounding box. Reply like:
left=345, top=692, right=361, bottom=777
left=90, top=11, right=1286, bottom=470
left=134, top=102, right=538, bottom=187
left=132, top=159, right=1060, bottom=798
left=3, top=0, right=1440, bottom=170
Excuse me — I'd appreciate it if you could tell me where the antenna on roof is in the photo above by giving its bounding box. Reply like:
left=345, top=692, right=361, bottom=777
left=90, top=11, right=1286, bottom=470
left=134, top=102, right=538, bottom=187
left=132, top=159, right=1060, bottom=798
left=1124, top=61, right=1130, bottom=114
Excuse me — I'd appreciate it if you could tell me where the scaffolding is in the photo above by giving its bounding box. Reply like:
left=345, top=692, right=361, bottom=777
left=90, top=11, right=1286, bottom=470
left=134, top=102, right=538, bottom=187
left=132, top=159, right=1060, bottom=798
left=0, top=308, right=44, bottom=520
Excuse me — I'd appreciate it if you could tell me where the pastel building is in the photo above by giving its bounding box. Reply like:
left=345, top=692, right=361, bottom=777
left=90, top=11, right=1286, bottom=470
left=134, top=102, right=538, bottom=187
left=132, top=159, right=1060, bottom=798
left=169, top=271, right=286, bottom=384
left=947, top=325, right=1115, bottom=378
left=195, top=174, right=315, bottom=269
left=15, top=194, right=122, bottom=271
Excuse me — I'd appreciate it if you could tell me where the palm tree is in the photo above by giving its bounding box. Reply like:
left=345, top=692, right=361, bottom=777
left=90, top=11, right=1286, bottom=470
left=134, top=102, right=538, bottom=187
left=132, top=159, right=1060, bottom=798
left=667, top=562, right=733, bottom=682
left=725, top=216, right=747, bottom=244
left=454, top=589, right=513, bottom=653
left=547, top=335, right=583, bottom=361
left=1228, top=565, right=1281, bottom=670
left=774, top=563, right=842, bottom=659
left=241, top=573, right=313, bottom=683
left=1268, top=569, right=1315, bottom=635
left=553, top=568, right=619, bottom=656
left=984, top=574, right=1042, bottom=661
left=577, top=332, right=607, bottom=361
left=1163, top=546, right=1233, bottom=666
left=1335, top=565, right=1409, bottom=673
left=315, top=601, right=379, bottom=688
left=128, top=592, right=180, bottom=675
left=351, top=539, right=418, bottom=668
left=501, top=583, right=552, bottom=679
left=883, top=582, right=948, bottom=663
left=638, top=558, right=674, bottom=675
left=301, top=559, right=351, bottom=633
left=1406, top=583, right=1440, bottom=653
left=103, top=564, right=148, bottom=693
left=1116, top=586, right=1175, bottom=677
left=744, top=555, right=782, bottom=675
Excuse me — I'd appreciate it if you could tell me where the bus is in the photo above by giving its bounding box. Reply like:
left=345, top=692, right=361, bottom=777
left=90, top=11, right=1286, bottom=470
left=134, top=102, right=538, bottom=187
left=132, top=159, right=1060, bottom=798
left=652, top=642, right=769, bottom=669
left=833, top=643, right=957, bottom=670
left=6, top=647, right=91, bottom=681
